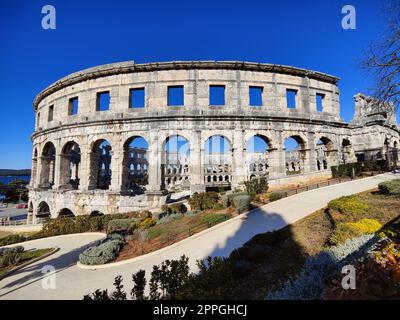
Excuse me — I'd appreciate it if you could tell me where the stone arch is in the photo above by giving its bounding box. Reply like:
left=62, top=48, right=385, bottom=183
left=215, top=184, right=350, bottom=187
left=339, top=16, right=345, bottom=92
left=162, top=135, right=190, bottom=191
left=246, top=134, right=271, bottom=178
left=341, top=138, right=354, bottom=164
left=89, top=139, right=112, bottom=190
left=284, top=135, right=306, bottom=175
left=39, top=142, right=56, bottom=189
left=122, top=136, right=149, bottom=194
left=59, top=141, right=81, bottom=189
left=204, top=135, right=232, bottom=189
left=315, top=136, right=336, bottom=171
left=90, top=211, right=104, bottom=217
left=37, top=201, right=51, bottom=220
left=58, top=208, right=75, bottom=218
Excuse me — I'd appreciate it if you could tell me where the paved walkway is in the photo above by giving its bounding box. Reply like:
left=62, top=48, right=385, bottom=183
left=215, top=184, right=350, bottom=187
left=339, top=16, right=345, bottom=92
left=0, top=173, right=398, bottom=300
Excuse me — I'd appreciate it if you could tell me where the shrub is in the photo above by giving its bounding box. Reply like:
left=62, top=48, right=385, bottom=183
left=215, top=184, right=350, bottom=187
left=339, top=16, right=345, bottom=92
left=378, top=179, right=400, bottom=195
left=265, top=234, right=379, bottom=300
left=244, top=176, right=269, bottom=195
left=156, top=213, right=183, bottom=225
left=348, top=218, right=382, bottom=234
left=212, top=203, right=225, bottom=210
left=139, top=218, right=157, bottom=229
left=79, top=234, right=125, bottom=265
left=220, top=194, right=230, bottom=208
left=327, top=196, right=368, bottom=215
left=107, top=219, right=138, bottom=235
left=331, top=163, right=362, bottom=178
left=188, top=192, right=219, bottom=211
left=232, top=194, right=251, bottom=213
left=0, top=245, right=24, bottom=256
left=0, top=252, right=21, bottom=267
left=269, top=192, right=284, bottom=202
left=0, top=234, right=27, bottom=246
left=169, top=203, right=187, bottom=214
left=201, top=213, right=227, bottom=226
left=185, top=210, right=201, bottom=217
left=139, top=210, right=152, bottom=219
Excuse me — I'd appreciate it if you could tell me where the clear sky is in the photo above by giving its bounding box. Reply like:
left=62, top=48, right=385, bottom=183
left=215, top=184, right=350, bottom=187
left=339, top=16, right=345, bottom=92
left=0, top=0, right=393, bottom=169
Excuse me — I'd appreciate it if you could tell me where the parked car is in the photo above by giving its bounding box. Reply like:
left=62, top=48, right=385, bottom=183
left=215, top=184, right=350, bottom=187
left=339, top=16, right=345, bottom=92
left=16, top=203, right=28, bottom=209
left=0, top=203, right=8, bottom=208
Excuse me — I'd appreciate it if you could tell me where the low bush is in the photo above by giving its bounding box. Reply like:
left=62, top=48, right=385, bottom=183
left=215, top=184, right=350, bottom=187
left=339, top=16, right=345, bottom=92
left=331, top=162, right=362, bottom=178
left=0, top=245, right=24, bottom=256
left=79, top=234, right=125, bottom=265
left=185, top=210, right=201, bottom=217
left=232, top=194, right=251, bottom=213
left=0, top=234, right=27, bottom=246
left=327, top=196, right=369, bottom=215
left=139, top=218, right=157, bottom=229
left=188, top=192, right=219, bottom=211
left=107, top=219, right=138, bottom=235
left=156, top=213, right=183, bottom=225
left=220, top=194, right=230, bottom=208
left=378, top=179, right=400, bottom=195
left=0, top=252, right=21, bottom=267
left=265, top=234, right=379, bottom=300
left=244, top=176, right=269, bottom=195
left=269, top=192, right=284, bottom=202
left=139, top=210, right=152, bottom=219
left=328, top=218, right=382, bottom=246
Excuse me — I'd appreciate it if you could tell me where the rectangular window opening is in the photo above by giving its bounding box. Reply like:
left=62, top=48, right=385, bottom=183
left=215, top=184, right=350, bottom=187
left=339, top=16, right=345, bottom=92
left=96, top=91, right=110, bottom=111
left=209, top=85, right=225, bottom=106
left=286, top=89, right=297, bottom=109
left=249, top=86, right=263, bottom=107
left=48, top=105, right=54, bottom=122
left=130, top=88, right=145, bottom=108
left=69, top=97, right=79, bottom=115
left=167, top=86, right=184, bottom=106
left=316, top=93, right=324, bottom=112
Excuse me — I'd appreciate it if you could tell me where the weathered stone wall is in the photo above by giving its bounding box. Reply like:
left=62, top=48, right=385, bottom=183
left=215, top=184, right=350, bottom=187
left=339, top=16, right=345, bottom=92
left=28, top=61, right=400, bottom=222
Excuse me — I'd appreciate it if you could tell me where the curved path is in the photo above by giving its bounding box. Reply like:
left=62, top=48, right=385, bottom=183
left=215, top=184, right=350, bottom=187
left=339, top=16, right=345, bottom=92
left=0, top=173, right=398, bottom=300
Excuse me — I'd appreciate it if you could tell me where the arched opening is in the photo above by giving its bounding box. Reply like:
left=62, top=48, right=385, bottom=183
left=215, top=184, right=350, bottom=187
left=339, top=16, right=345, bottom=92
left=37, top=201, right=51, bottom=221
left=89, top=139, right=112, bottom=190
left=122, top=136, right=149, bottom=194
left=90, top=211, right=104, bottom=217
left=39, top=142, right=56, bottom=189
left=59, top=208, right=75, bottom=218
left=341, top=139, right=352, bottom=164
left=204, top=135, right=232, bottom=189
left=316, top=137, right=334, bottom=171
left=246, top=135, right=270, bottom=179
left=284, top=135, right=306, bottom=175
left=162, top=135, right=190, bottom=191
left=60, top=141, right=81, bottom=189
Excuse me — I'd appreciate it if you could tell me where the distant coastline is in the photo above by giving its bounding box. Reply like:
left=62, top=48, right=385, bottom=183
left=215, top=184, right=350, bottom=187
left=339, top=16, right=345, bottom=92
left=0, top=169, right=31, bottom=176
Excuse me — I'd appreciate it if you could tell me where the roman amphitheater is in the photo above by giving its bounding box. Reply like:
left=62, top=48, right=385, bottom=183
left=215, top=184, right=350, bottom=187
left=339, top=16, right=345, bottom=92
left=27, top=61, right=400, bottom=223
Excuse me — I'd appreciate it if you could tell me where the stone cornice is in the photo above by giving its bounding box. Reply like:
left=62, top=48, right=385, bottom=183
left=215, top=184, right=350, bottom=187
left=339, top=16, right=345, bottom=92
left=33, top=60, right=340, bottom=110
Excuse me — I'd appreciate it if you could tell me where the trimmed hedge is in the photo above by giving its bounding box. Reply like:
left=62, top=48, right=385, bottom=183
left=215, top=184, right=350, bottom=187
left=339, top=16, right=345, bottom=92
left=107, top=218, right=138, bottom=234
left=269, top=192, right=284, bottom=202
left=188, top=192, right=219, bottom=211
left=0, top=234, right=27, bottom=247
left=79, top=234, right=125, bottom=265
left=328, top=196, right=369, bottom=215
left=378, top=179, right=400, bottom=195
left=232, top=195, right=251, bottom=213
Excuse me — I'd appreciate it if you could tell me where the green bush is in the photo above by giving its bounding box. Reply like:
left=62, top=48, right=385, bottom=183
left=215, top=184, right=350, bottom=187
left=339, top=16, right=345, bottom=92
left=232, top=195, right=251, bottom=213
left=331, top=163, right=362, bottom=178
left=139, top=218, right=157, bottom=229
left=188, top=192, right=219, bottom=211
left=244, top=176, right=269, bottom=195
left=185, top=210, right=201, bottom=217
left=156, top=213, right=183, bottom=225
left=107, top=219, right=138, bottom=235
left=0, top=245, right=24, bottom=256
left=328, top=196, right=369, bottom=215
left=378, top=179, right=400, bottom=195
left=0, top=252, right=21, bottom=267
left=269, top=192, right=284, bottom=202
left=220, top=194, right=230, bottom=208
left=79, top=234, right=125, bottom=265
left=0, top=234, right=27, bottom=246
left=201, top=213, right=228, bottom=226
left=139, top=210, right=152, bottom=219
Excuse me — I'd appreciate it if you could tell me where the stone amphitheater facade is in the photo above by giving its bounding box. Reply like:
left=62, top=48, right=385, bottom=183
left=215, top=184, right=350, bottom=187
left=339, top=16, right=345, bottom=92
left=27, top=61, right=400, bottom=222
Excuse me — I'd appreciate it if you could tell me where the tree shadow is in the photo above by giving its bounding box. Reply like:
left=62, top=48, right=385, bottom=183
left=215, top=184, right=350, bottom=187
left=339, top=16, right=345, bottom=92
left=0, top=238, right=100, bottom=296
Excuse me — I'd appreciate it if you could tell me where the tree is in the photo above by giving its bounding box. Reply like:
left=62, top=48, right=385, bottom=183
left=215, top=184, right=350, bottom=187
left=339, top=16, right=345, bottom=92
left=362, top=1, right=400, bottom=114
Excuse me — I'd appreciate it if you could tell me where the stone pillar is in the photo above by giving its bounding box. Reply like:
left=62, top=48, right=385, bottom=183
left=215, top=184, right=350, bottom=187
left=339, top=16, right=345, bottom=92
left=273, top=131, right=286, bottom=178
left=53, top=154, right=71, bottom=189
left=306, top=132, right=316, bottom=172
left=190, top=130, right=205, bottom=193
left=110, top=140, right=122, bottom=192
left=80, top=148, right=94, bottom=191
left=232, top=130, right=246, bottom=188
left=31, top=157, right=38, bottom=189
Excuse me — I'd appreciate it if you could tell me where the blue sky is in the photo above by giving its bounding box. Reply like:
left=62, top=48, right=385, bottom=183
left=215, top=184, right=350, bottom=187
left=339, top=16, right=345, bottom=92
left=0, top=0, right=393, bottom=169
